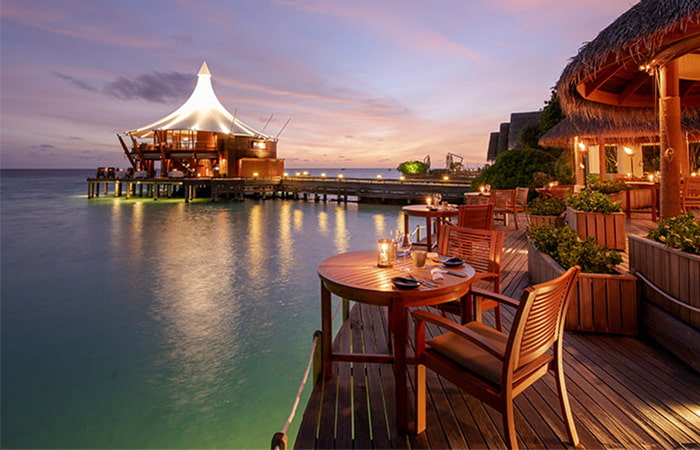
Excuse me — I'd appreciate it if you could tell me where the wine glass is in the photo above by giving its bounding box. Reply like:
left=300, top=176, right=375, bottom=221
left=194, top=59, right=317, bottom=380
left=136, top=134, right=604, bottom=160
left=398, top=232, right=412, bottom=258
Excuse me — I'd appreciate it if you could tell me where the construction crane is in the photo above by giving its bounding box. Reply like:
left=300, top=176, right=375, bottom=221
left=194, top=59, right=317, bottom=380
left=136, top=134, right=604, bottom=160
left=445, top=152, right=464, bottom=172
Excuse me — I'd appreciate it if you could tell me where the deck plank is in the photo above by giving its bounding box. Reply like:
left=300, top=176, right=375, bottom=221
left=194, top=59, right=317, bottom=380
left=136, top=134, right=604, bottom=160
left=293, top=218, right=700, bottom=449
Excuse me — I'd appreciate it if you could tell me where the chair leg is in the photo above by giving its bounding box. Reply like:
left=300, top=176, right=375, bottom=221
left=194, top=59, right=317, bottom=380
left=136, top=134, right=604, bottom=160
left=555, top=349, right=580, bottom=447
left=503, top=399, right=518, bottom=450
left=416, top=363, right=427, bottom=434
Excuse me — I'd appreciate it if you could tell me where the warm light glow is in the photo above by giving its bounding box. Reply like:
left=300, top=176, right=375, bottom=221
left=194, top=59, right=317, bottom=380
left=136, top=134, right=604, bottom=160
left=442, top=176, right=449, bottom=181
left=295, top=172, right=301, bottom=176
left=426, top=196, right=432, bottom=205
left=692, top=172, right=698, bottom=177
left=283, top=172, right=289, bottom=177
left=577, top=142, right=588, bottom=152
left=479, top=185, right=485, bottom=193
left=377, top=239, right=394, bottom=267
left=399, top=176, right=405, bottom=181
left=303, top=171, right=309, bottom=176
left=253, top=141, right=267, bottom=150
left=337, top=174, right=344, bottom=179
left=376, top=174, right=382, bottom=179
left=623, top=147, right=634, bottom=156
left=648, top=175, right=654, bottom=182
left=253, top=172, right=259, bottom=177
left=321, top=172, right=326, bottom=177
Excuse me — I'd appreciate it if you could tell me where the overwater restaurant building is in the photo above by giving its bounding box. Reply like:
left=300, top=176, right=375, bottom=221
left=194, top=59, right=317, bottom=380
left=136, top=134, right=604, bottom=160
left=117, top=62, right=283, bottom=178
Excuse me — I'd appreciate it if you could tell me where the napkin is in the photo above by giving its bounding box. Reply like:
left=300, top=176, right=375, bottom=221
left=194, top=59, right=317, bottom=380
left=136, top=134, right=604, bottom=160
left=430, top=268, right=445, bottom=282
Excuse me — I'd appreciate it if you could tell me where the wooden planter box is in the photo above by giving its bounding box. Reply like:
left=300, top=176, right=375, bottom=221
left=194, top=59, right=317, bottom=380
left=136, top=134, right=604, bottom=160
left=565, top=207, right=627, bottom=250
left=528, top=241, right=638, bottom=335
left=526, top=214, right=564, bottom=228
left=607, top=190, right=652, bottom=211
left=628, top=235, right=700, bottom=372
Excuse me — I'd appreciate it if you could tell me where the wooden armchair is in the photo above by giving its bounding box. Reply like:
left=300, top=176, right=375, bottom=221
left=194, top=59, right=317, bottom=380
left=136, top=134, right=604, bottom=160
left=492, top=189, right=521, bottom=229
left=682, top=176, right=700, bottom=213
left=435, top=224, right=505, bottom=330
left=412, top=266, right=581, bottom=449
left=457, top=204, right=494, bottom=230
left=465, top=193, right=492, bottom=205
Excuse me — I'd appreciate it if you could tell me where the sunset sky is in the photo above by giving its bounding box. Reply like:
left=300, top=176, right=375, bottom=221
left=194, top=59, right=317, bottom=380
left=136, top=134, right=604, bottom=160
left=1, top=0, right=636, bottom=170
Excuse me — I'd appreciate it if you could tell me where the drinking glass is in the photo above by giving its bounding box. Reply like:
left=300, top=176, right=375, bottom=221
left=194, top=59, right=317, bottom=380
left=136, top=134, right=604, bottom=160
left=398, top=233, right=412, bottom=258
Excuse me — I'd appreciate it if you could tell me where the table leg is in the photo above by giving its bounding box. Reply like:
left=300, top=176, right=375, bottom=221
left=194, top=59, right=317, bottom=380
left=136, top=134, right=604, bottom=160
left=425, top=217, right=432, bottom=250
left=321, top=284, right=333, bottom=378
left=389, top=302, right=408, bottom=432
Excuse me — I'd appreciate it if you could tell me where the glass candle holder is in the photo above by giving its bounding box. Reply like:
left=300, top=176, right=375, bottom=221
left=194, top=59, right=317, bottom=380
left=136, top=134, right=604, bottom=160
left=377, top=239, right=394, bottom=267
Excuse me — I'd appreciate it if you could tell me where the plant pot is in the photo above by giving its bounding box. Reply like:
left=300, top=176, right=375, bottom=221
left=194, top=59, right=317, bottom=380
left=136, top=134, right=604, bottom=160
left=628, top=235, right=700, bottom=372
left=528, top=241, right=638, bottom=335
left=526, top=214, right=564, bottom=228
left=565, top=206, right=627, bottom=250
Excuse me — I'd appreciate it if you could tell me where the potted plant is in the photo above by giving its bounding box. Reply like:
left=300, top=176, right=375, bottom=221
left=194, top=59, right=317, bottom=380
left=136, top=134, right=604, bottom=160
left=528, top=225, right=637, bottom=335
left=526, top=197, right=566, bottom=228
left=589, top=179, right=654, bottom=211
left=565, top=188, right=626, bottom=250
left=628, top=213, right=700, bottom=371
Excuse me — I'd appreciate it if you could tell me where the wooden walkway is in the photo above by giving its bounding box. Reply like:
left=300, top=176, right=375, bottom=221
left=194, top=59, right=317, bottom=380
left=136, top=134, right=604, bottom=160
left=294, top=217, right=700, bottom=449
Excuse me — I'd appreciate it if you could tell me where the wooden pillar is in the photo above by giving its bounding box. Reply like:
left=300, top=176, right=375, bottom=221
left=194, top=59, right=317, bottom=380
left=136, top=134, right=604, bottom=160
left=659, top=60, right=685, bottom=218
left=598, top=136, right=607, bottom=181
left=574, top=137, right=585, bottom=186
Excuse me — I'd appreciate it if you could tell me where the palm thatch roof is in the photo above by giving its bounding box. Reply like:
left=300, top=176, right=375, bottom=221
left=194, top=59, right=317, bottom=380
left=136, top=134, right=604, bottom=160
left=539, top=116, right=700, bottom=147
left=557, top=0, right=700, bottom=125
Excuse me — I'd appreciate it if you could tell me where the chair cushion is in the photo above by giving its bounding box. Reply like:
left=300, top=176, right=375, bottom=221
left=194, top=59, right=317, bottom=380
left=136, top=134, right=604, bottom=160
left=426, top=322, right=508, bottom=385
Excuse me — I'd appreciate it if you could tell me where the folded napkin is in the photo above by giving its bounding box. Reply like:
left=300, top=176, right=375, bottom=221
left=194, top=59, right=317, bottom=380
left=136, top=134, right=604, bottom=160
left=430, top=268, right=445, bottom=282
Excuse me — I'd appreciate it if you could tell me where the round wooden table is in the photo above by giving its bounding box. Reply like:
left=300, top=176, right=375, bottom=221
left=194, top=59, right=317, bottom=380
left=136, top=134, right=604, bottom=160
left=318, top=250, right=475, bottom=431
left=402, top=204, right=458, bottom=250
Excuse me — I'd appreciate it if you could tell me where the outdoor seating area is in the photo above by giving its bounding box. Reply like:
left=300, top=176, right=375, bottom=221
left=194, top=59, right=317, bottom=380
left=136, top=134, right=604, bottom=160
left=295, top=216, right=700, bottom=449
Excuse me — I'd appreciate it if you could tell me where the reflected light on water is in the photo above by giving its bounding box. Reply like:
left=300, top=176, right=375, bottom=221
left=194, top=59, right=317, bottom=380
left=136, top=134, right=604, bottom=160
left=317, top=211, right=329, bottom=235
left=293, top=209, right=304, bottom=231
left=333, top=206, right=349, bottom=254
left=278, top=202, right=294, bottom=278
left=373, top=213, right=388, bottom=238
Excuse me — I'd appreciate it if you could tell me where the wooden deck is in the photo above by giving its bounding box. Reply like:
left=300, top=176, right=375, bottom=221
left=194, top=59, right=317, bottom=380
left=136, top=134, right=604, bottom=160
left=294, top=217, right=700, bottom=449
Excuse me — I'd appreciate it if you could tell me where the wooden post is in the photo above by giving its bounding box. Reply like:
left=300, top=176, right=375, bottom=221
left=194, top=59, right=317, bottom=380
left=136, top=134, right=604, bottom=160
left=659, top=60, right=685, bottom=218
left=598, top=137, right=607, bottom=181
left=574, top=137, right=585, bottom=186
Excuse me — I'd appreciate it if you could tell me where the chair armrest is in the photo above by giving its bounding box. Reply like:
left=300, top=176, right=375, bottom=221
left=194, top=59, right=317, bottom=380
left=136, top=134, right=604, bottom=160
left=469, top=287, right=519, bottom=309
left=412, top=310, right=504, bottom=360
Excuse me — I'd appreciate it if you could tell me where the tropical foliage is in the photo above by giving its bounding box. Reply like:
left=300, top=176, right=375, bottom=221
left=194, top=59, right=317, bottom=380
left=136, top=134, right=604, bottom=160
left=647, top=213, right=700, bottom=255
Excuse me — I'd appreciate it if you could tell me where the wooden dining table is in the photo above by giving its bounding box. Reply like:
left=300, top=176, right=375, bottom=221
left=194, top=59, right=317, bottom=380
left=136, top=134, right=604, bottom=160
left=318, top=250, right=476, bottom=431
left=402, top=204, right=459, bottom=250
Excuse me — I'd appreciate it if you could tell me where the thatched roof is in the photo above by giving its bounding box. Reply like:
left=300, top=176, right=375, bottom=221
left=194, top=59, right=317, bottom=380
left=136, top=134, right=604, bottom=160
left=557, top=0, right=700, bottom=125
left=539, top=115, right=700, bottom=147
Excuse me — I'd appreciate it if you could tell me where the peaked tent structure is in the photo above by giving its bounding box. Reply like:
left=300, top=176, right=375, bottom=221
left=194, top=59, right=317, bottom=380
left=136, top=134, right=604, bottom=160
left=118, top=62, right=283, bottom=178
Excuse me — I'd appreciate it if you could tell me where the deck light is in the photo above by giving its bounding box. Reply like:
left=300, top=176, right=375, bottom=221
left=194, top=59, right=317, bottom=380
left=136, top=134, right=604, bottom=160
left=443, top=176, right=449, bottom=181
left=577, top=142, right=588, bottom=153
left=376, top=174, right=382, bottom=179
left=399, top=176, right=405, bottom=181
left=283, top=172, right=289, bottom=177
left=295, top=172, right=301, bottom=176
left=253, top=172, right=259, bottom=177
left=303, top=171, right=309, bottom=176
left=338, top=174, right=344, bottom=179
left=321, top=173, right=326, bottom=178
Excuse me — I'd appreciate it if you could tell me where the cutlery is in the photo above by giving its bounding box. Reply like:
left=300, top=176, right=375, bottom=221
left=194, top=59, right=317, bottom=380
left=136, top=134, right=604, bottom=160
left=440, top=270, right=466, bottom=278
left=407, top=274, right=437, bottom=288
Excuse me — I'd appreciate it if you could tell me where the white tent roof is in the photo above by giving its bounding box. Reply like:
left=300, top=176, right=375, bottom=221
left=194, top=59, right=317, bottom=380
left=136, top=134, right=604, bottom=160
left=126, top=62, right=273, bottom=139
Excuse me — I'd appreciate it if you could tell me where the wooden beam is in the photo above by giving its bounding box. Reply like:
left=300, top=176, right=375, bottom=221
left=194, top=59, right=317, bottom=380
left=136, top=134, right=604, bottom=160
left=659, top=60, right=685, bottom=218
left=618, top=71, right=651, bottom=105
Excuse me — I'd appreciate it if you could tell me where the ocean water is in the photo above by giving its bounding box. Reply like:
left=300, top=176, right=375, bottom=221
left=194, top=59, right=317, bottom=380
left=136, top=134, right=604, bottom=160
left=0, top=169, right=406, bottom=449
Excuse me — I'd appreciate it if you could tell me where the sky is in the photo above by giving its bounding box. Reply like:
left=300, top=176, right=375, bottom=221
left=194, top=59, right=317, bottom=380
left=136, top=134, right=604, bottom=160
left=0, top=0, right=638, bottom=170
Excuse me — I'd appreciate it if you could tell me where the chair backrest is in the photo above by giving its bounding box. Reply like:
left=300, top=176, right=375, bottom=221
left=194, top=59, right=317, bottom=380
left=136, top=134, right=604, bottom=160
left=515, top=187, right=529, bottom=210
left=506, top=266, right=581, bottom=370
left=465, top=194, right=492, bottom=205
left=457, top=204, right=494, bottom=230
left=437, top=225, right=504, bottom=279
left=682, top=176, right=700, bottom=210
left=492, top=190, right=516, bottom=209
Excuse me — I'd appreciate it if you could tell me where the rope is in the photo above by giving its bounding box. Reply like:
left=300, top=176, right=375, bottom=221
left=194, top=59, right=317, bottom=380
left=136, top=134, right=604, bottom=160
left=634, top=270, right=700, bottom=313
left=271, top=331, right=321, bottom=450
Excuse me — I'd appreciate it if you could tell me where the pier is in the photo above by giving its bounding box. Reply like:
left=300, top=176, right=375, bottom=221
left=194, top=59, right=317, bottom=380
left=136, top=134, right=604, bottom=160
left=87, top=175, right=474, bottom=204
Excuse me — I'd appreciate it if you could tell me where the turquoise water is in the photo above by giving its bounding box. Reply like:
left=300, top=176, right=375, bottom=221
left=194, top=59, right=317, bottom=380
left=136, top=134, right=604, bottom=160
left=0, top=169, right=405, bottom=449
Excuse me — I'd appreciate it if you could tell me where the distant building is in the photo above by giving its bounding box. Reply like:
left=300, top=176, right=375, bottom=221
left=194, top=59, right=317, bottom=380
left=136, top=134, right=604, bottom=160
left=117, top=62, right=283, bottom=178
left=486, top=111, right=542, bottom=161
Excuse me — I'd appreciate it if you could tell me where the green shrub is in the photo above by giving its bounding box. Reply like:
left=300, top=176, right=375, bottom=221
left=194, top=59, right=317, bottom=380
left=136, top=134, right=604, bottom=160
left=526, top=197, right=566, bottom=216
left=566, top=188, right=622, bottom=214
left=397, top=160, right=429, bottom=175
left=647, top=212, right=700, bottom=255
left=588, top=180, right=626, bottom=195
left=528, top=224, right=622, bottom=273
